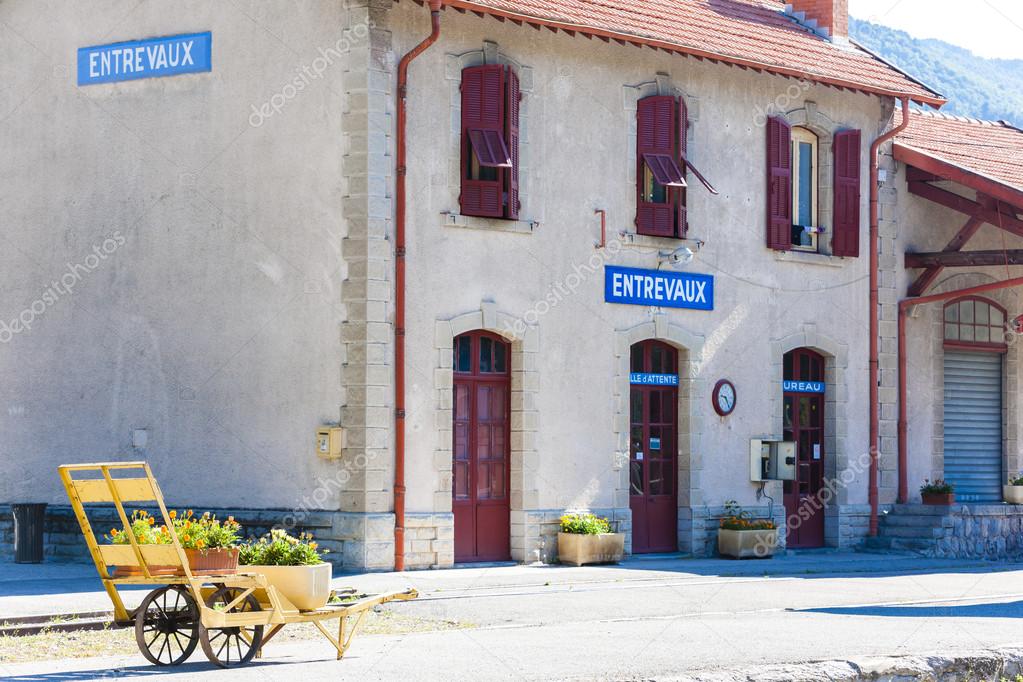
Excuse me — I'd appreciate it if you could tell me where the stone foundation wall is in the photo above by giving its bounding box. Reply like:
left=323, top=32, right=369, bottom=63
left=933, top=505, right=1023, bottom=560
left=404, top=512, right=454, bottom=569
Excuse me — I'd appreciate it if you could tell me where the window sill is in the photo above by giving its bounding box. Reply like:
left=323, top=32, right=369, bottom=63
left=773, top=250, right=848, bottom=268
left=442, top=212, right=537, bottom=235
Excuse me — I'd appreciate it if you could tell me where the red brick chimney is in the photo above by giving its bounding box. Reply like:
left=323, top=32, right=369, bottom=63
left=788, top=0, right=848, bottom=40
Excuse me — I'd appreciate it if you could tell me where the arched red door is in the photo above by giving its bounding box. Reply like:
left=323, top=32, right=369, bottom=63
left=783, top=348, right=826, bottom=548
left=629, top=340, right=679, bottom=553
left=453, top=332, right=511, bottom=562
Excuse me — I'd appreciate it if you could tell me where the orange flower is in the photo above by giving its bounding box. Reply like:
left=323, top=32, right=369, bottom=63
left=111, top=528, right=119, bottom=536
left=169, top=510, right=177, bottom=520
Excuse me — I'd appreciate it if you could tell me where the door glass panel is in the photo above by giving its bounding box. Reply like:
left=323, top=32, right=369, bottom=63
left=631, top=345, right=644, bottom=373
left=455, top=336, right=472, bottom=372
left=651, top=346, right=665, bottom=374
left=479, top=337, right=493, bottom=372
left=648, top=461, right=664, bottom=495
left=783, top=395, right=794, bottom=432
left=631, top=390, right=643, bottom=423
left=649, top=391, right=662, bottom=423
left=477, top=462, right=491, bottom=498
left=494, top=341, right=507, bottom=373
left=630, top=461, right=644, bottom=495
left=491, top=461, right=505, bottom=498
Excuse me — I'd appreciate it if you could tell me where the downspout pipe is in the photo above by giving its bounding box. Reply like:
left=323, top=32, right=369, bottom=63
left=869, top=96, right=910, bottom=536
left=897, top=275, right=1023, bottom=503
left=394, top=0, right=443, bottom=572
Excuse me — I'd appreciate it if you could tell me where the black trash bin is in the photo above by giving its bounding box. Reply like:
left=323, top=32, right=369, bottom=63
left=12, top=503, right=47, bottom=563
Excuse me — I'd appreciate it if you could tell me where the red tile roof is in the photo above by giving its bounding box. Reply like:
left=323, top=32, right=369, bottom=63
left=435, top=0, right=945, bottom=105
left=896, top=110, right=1023, bottom=196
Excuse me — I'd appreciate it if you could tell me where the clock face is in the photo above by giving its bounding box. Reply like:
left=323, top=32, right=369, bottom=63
left=713, top=380, right=736, bottom=416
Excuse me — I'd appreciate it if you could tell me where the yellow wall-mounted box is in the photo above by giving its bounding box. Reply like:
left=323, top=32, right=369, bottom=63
left=316, top=427, right=345, bottom=459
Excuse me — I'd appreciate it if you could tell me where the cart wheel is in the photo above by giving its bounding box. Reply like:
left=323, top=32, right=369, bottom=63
left=134, top=586, right=200, bottom=666
left=199, top=586, right=264, bottom=668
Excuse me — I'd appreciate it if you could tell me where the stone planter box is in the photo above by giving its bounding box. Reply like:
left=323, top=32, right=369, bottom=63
left=922, top=492, right=955, bottom=505
left=1004, top=485, right=1023, bottom=504
left=717, top=528, right=778, bottom=559
left=244, top=563, right=332, bottom=611
left=557, top=532, right=625, bottom=566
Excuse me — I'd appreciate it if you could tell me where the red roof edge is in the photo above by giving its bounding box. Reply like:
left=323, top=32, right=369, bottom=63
left=894, top=142, right=1023, bottom=211
left=410, top=0, right=947, bottom=107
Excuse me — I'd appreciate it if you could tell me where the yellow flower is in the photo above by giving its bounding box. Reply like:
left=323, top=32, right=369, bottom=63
left=309, top=543, right=318, bottom=550
left=169, top=510, right=177, bottom=520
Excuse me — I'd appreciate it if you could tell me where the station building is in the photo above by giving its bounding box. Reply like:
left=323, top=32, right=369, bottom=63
left=2, top=0, right=1022, bottom=570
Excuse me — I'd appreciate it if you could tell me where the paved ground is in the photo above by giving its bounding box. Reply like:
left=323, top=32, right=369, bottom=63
left=3, top=552, right=1023, bottom=680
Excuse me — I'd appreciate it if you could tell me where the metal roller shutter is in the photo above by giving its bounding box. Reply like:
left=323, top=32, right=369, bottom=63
left=943, top=351, right=1003, bottom=502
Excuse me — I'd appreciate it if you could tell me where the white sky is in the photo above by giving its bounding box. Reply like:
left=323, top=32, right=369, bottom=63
left=850, top=0, right=1023, bottom=60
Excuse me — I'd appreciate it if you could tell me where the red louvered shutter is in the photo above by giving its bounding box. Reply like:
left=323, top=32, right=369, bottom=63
left=766, top=117, right=792, bottom=250
left=677, top=96, right=689, bottom=237
left=506, top=67, right=521, bottom=220
left=832, top=129, right=862, bottom=257
left=460, top=65, right=506, bottom=218
left=636, top=96, right=678, bottom=237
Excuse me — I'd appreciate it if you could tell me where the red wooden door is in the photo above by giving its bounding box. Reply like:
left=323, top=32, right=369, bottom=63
left=783, top=348, right=826, bottom=548
left=453, top=332, right=511, bottom=563
left=629, top=341, right=679, bottom=553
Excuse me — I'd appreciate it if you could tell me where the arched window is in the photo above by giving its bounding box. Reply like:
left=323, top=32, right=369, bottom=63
left=944, top=296, right=1007, bottom=352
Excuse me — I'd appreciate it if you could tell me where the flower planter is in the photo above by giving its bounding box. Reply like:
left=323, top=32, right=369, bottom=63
left=557, top=532, right=625, bottom=566
left=244, top=563, right=332, bottom=611
left=185, top=547, right=239, bottom=574
left=717, top=528, right=778, bottom=559
left=1004, top=486, right=1023, bottom=504
left=921, top=492, right=955, bottom=505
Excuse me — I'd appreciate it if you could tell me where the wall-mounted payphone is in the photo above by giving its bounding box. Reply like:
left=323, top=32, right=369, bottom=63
left=749, top=439, right=797, bottom=482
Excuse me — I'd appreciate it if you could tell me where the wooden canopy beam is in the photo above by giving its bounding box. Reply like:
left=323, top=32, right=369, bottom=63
left=907, top=216, right=984, bottom=296
left=906, top=248, right=1023, bottom=269
left=908, top=181, right=1023, bottom=238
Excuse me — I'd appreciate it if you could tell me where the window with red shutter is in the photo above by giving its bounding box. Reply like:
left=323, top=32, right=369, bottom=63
left=766, top=117, right=793, bottom=250
left=832, top=129, right=862, bottom=257
left=459, top=64, right=521, bottom=220
left=636, top=96, right=682, bottom=237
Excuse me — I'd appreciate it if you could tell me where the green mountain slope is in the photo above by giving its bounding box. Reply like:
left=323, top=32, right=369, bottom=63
left=850, top=17, right=1023, bottom=126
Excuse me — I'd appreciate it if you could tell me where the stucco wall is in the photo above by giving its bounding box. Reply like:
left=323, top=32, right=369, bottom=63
left=389, top=3, right=887, bottom=557
left=896, top=171, right=1023, bottom=501
left=0, top=1, right=357, bottom=509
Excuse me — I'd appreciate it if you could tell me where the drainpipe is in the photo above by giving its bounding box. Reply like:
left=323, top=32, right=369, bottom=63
left=897, top=275, right=1023, bottom=503
left=394, top=0, right=443, bottom=573
left=869, top=96, right=910, bottom=536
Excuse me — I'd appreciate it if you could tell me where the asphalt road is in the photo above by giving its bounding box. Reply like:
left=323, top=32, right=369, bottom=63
left=3, top=554, right=1023, bottom=680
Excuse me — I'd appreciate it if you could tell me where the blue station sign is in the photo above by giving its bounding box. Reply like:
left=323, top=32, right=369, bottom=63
left=78, top=32, right=212, bottom=86
left=604, top=266, right=713, bottom=311
left=783, top=380, right=826, bottom=394
left=630, top=373, right=679, bottom=386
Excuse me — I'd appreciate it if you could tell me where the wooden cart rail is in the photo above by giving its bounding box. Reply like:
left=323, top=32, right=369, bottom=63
left=59, top=461, right=418, bottom=668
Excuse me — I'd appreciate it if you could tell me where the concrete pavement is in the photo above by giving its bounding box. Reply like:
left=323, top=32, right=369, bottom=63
left=4, top=553, right=1023, bottom=679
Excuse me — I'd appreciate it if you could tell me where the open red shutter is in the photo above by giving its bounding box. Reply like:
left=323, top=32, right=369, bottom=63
left=636, top=96, right=678, bottom=237
left=460, top=65, right=506, bottom=218
left=506, top=67, right=521, bottom=220
left=677, top=96, right=689, bottom=237
left=832, top=129, right=862, bottom=257
left=766, top=117, right=792, bottom=250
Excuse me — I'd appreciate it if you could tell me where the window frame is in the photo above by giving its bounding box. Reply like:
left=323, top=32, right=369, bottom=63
left=943, top=296, right=1009, bottom=353
left=790, top=126, right=819, bottom=253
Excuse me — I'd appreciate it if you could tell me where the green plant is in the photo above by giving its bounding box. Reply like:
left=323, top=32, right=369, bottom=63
left=719, top=500, right=776, bottom=531
left=171, top=510, right=241, bottom=551
left=920, top=479, right=954, bottom=495
left=559, top=513, right=612, bottom=535
left=238, top=529, right=326, bottom=566
left=1009, top=474, right=1023, bottom=486
left=105, top=510, right=172, bottom=545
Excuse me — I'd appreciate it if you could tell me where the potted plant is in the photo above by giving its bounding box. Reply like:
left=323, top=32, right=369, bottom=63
left=239, top=529, right=331, bottom=611
left=172, top=510, right=241, bottom=574
left=106, top=510, right=177, bottom=577
left=1005, top=475, right=1023, bottom=504
left=920, top=479, right=955, bottom=505
left=557, top=513, right=625, bottom=566
left=717, top=501, right=778, bottom=559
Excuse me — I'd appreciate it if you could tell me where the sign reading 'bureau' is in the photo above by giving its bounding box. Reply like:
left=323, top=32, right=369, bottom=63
left=604, top=266, right=714, bottom=311
left=77, top=32, right=212, bottom=86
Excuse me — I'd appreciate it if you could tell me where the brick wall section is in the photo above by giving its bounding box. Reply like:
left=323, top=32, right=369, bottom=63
left=789, top=1, right=848, bottom=39
left=338, top=0, right=398, bottom=570
left=0, top=505, right=346, bottom=566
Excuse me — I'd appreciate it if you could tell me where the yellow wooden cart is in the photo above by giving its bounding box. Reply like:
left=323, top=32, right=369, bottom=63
left=59, top=462, right=417, bottom=668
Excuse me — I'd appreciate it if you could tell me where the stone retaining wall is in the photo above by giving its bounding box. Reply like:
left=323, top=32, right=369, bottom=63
left=932, top=504, right=1023, bottom=561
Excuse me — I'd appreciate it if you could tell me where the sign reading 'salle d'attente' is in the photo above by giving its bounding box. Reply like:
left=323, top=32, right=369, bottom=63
left=77, top=32, right=212, bottom=86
